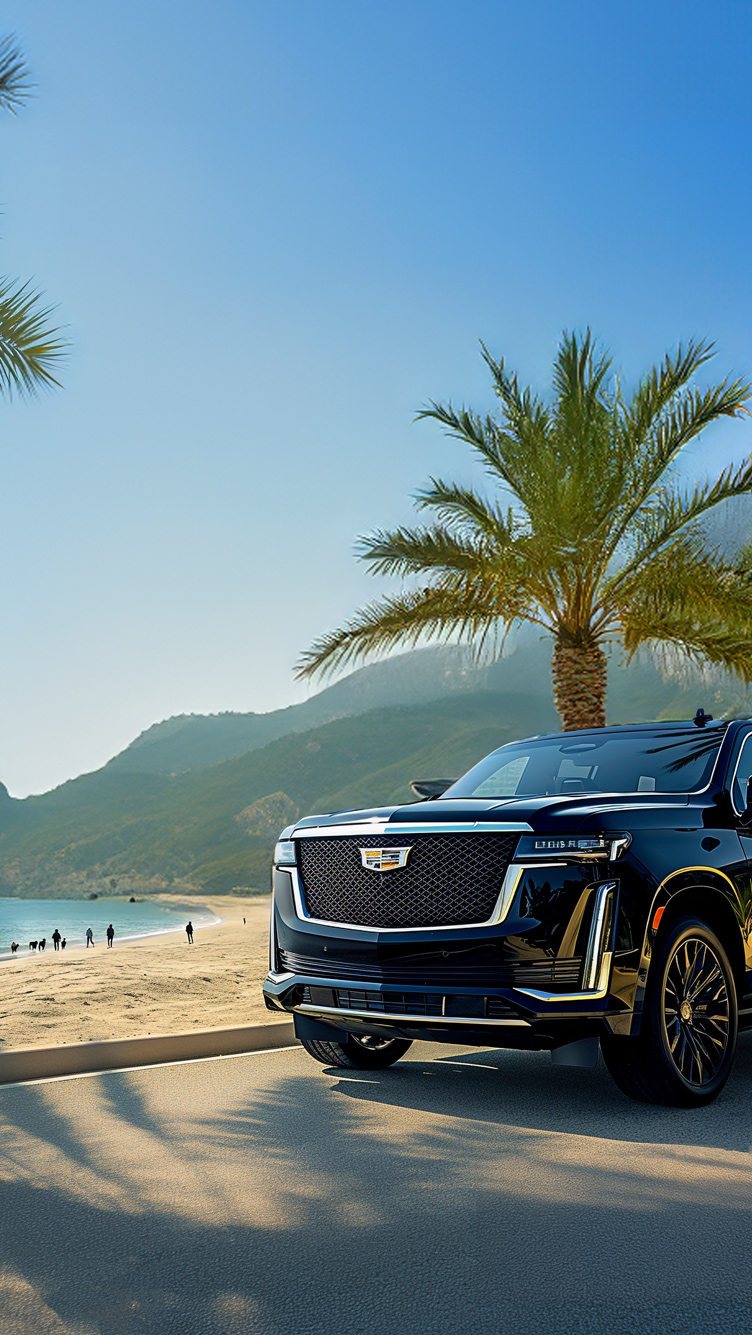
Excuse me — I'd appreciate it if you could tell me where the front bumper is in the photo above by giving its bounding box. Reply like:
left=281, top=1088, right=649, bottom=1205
left=264, top=864, right=631, bottom=1049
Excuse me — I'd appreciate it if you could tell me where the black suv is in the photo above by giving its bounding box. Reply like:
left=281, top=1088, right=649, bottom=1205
left=263, top=717, right=752, bottom=1106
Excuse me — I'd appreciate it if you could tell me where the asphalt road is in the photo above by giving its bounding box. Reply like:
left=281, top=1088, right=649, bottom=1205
left=1, top=1037, right=752, bottom=1335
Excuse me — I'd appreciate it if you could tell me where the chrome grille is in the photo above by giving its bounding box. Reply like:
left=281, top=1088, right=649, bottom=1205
left=296, top=832, right=518, bottom=928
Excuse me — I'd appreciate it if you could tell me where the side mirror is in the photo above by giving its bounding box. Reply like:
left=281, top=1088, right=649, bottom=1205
left=409, top=779, right=455, bottom=801
left=741, top=776, right=752, bottom=826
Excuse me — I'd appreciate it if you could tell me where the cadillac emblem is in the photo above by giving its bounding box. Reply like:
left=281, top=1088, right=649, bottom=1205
left=359, top=846, right=412, bottom=872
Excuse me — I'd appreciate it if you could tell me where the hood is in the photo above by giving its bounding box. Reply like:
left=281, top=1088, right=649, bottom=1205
left=294, top=790, right=700, bottom=835
left=386, top=792, right=696, bottom=832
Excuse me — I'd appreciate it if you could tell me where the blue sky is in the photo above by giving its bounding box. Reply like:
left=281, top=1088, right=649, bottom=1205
left=0, top=0, right=750, bottom=795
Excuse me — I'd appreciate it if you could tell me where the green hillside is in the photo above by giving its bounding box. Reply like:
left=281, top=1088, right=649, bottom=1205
left=1, top=638, right=750, bottom=899
left=104, top=644, right=484, bottom=776
left=0, top=691, right=553, bottom=897
left=103, top=634, right=752, bottom=780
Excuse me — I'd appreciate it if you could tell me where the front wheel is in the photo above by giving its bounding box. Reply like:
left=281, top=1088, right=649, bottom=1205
left=300, top=1032, right=413, bottom=1070
left=602, top=916, right=738, bottom=1107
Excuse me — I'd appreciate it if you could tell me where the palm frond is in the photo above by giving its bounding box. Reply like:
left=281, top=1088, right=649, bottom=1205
left=611, top=460, right=752, bottom=590
left=418, top=352, right=552, bottom=510
left=551, top=328, right=612, bottom=406
left=414, top=478, right=516, bottom=540
left=625, top=340, right=716, bottom=450
left=294, top=583, right=511, bottom=681
left=625, top=620, right=752, bottom=683
left=478, top=341, right=548, bottom=426
left=650, top=376, right=751, bottom=454
left=614, top=529, right=739, bottom=608
left=0, top=36, right=32, bottom=114
left=616, top=539, right=752, bottom=681
left=0, top=277, right=68, bottom=396
left=604, top=355, right=752, bottom=556
left=416, top=399, right=525, bottom=494
left=356, top=524, right=493, bottom=578
left=357, top=517, right=564, bottom=625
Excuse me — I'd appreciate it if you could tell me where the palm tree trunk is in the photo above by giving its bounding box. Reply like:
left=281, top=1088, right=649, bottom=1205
left=552, top=640, right=607, bottom=731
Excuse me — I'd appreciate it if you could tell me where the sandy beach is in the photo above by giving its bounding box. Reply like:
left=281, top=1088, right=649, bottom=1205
left=0, top=895, right=273, bottom=1049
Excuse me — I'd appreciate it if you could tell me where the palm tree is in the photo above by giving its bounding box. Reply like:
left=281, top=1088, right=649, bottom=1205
left=0, top=35, right=67, bottom=397
left=296, top=331, right=752, bottom=731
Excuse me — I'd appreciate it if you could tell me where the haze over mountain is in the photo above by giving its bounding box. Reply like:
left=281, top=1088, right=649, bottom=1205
left=0, top=636, right=749, bottom=901
left=104, top=644, right=487, bottom=777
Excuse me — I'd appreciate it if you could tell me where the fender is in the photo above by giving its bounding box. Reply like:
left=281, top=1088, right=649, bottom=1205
left=629, top=866, right=743, bottom=1035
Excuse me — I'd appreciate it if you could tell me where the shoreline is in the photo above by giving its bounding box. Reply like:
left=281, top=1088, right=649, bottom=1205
left=0, top=898, right=223, bottom=966
left=0, top=894, right=273, bottom=1049
left=0, top=891, right=273, bottom=963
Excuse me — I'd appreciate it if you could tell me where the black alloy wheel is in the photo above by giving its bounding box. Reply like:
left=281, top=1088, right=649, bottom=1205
left=602, top=915, right=738, bottom=1106
left=299, top=1032, right=413, bottom=1069
left=663, top=936, right=730, bottom=1087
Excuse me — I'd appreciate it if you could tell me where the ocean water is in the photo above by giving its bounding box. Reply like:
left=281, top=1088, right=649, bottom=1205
left=0, top=897, right=219, bottom=958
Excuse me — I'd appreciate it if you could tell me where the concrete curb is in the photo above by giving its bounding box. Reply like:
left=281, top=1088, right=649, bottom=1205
left=0, top=1020, right=297, bottom=1086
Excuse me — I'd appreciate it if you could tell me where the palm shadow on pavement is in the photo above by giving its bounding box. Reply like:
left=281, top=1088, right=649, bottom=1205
left=325, top=1031, right=752, bottom=1153
left=0, top=1043, right=751, bottom=1334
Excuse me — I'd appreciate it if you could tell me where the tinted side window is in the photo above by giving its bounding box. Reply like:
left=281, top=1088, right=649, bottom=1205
left=732, top=734, right=752, bottom=813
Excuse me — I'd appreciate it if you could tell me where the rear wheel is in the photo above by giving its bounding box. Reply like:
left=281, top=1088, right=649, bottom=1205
left=602, top=916, right=737, bottom=1106
left=300, top=1032, right=413, bottom=1070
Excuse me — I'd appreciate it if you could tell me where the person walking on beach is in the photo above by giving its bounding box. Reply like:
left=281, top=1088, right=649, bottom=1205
left=52, top=929, right=61, bottom=951
left=106, top=924, right=115, bottom=948
left=185, top=921, right=194, bottom=944
left=85, top=927, right=94, bottom=948
left=61, top=937, right=66, bottom=950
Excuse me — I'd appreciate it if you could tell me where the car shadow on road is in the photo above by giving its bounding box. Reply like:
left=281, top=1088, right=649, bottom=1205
left=322, top=1030, right=752, bottom=1152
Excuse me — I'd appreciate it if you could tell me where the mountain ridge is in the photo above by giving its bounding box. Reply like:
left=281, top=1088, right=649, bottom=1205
left=1, top=637, right=750, bottom=899
left=103, top=644, right=487, bottom=776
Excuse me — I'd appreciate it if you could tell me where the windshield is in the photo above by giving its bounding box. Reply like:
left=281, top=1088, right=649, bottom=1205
left=446, top=725, right=727, bottom=800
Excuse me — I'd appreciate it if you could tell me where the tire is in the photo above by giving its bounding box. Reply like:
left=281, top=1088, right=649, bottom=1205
left=299, top=1033, right=413, bottom=1070
left=602, top=915, right=738, bottom=1107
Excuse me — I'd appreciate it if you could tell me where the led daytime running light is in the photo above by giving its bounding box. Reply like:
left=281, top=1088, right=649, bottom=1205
left=517, top=833, right=631, bottom=861
left=533, top=836, right=606, bottom=854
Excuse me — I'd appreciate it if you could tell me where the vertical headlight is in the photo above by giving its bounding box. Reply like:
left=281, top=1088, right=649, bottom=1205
left=268, top=890, right=277, bottom=973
